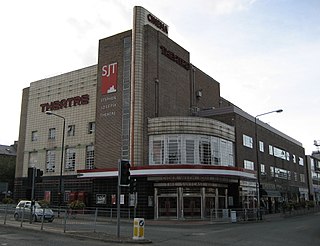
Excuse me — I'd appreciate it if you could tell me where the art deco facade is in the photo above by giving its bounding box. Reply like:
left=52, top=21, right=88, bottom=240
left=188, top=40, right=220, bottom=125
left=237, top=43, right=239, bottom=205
left=15, top=6, right=309, bottom=219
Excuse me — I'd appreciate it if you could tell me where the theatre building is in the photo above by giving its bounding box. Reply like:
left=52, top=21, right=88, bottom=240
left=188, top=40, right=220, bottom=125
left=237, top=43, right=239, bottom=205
left=14, top=6, right=308, bottom=219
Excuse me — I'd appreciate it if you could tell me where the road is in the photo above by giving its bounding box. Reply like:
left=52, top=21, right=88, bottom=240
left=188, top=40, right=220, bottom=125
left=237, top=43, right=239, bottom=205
left=0, top=213, right=320, bottom=245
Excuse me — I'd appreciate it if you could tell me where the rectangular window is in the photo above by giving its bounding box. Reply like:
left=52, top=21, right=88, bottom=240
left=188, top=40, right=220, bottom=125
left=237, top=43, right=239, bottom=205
left=244, top=160, right=254, bottom=170
left=294, top=172, right=298, bottom=181
left=270, top=166, right=274, bottom=177
left=269, top=145, right=273, bottom=155
left=46, top=150, right=55, bottom=172
left=88, top=122, right=95, bottom=134
left=168, top=138, right=180, bottom=164
left=31, top=131, right=38, bottom=141
left=86, top=145, right=94, bottom=169
left=67, top=125, right=75, bottom=137
left=273, top=147, right=286, bottom=160
left=152, top=140, right=164, bottom=164
left=259, top=141, right=264, bottom=152
left=243, top=134, right=253, bottom=148
left=199, top=139, right=211, bottom=165
left=186, top=140, right=195, bottom=164
left=300, top=174, right=305, bottom=183
left=65, top=148, right=76, bottom=171
left=48, top=128, right=56, bottom=140
left=288, top=171, right=291, bottom=180
left=260, top=164, right=265, bottom=174
left=286, top=152, right=290, bottom=161
left=293, top=154, right=296, bottom=163
left=298, top=157, right=304, bottom=166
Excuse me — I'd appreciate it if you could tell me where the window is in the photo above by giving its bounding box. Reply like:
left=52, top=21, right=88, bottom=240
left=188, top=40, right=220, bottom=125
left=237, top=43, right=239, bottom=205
left=48, top=128, right=56, bottom=140
left=298, top=157, right=304, bottom=166
left=292, top=154, right=296, bottom=163
left=31, top=131, right=38, bottom=141
left=275, top=167, right=288, bottom=179
left=199, top=138, right=211, bottom=164
left=300, top=174, right=305, bottom=183
left=243, top=134, right=253, bottom=148
left=260, top=164, right=266, bottom=174
left=286, top=152, right=290, bottom=161
left=86, top=145, right=94, bottom=170
left=65, top=148, right=76, bottom=171
left=294, top=172, right=298, bottom=181
left=269, top=145, right=273, bottom=155
left=148, top=134, right=234, bottom=166
left=46, top=150, right=55, bottom=172
left=168, top=137, right=180, bottom=164
left=273, top=147, right=286, bottom=160
left=259, top=141, right=264, bottom=152
left=270, top=166, right=274, bottom=177
left=67, top=125, right=75, bottom=137
left=88, top=122, right=95, bottom=134
left=244, top=160, right=254, bottom=170
left=152, top=140, right=164, bottom=164
left=186, top=139, right=195, bottom=164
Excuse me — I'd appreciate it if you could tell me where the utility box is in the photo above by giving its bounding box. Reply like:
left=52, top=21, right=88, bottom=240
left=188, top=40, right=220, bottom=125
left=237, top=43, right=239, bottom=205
left=133, top=218, right=145, bottom=240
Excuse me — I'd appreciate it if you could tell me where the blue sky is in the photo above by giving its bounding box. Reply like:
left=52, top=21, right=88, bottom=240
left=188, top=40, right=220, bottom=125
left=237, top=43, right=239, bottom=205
left=0, top=0, right=319, bottom=154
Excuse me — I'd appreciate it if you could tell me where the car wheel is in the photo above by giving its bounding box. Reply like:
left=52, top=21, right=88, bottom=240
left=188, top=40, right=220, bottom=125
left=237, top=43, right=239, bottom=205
left=14, top=213, right=20, bottom=221
left=49, top=218, right=54, bottom=222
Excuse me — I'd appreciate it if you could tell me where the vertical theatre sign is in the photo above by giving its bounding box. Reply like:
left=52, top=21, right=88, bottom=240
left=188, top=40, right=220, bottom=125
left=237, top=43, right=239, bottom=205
left=101, top=62, right=118, bottom=94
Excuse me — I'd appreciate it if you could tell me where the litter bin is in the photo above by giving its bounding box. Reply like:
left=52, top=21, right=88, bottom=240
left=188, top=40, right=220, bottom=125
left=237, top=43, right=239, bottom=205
left=133, top=218, right=145, bottom=240
left=230, top=211, right=237, bottom=223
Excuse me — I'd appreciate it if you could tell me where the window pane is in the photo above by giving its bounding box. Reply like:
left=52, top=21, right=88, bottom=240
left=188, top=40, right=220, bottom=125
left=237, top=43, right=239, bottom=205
left=67, top=125, right=75, bottom=137
left=31, top=131, right=38, bottom=141
left=186, top=140, right=195, bottom=164
left=65, top=148, right=76, bottom=171
left=168, top=138, right=180, bottom=164
left=46, top=150, right=55, bottom=172
left=152, top=140, right=164, bottom=164
left=199, top=139, right=211, bottom=165
left=86, top=145, right=94, bottom=169
left=243, top=134, right=253, bottom=148
left=49, top=128, right=56, bottom=139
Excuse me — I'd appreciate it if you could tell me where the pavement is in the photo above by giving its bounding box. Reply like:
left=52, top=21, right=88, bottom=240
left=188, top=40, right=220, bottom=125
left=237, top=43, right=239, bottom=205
left=0, top=212, right=295, bottom=244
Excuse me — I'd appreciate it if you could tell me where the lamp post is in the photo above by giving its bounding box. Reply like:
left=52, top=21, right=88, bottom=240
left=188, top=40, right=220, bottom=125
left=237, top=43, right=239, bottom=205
left=255, top=109, right=283, bottom=218
left=46, top=111, right=66, bottom=215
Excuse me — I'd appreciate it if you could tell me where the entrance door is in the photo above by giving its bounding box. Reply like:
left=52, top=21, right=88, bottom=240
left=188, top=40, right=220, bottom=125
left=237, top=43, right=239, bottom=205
left=205, top=196, right=215, bottom=218
left=158, top=197, right=177, bottom=218
left=183, top=197, right=201, bottom=218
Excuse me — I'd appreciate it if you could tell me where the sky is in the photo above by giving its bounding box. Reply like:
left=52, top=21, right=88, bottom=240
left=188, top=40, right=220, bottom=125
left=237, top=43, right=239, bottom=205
left=0, top=0, right=319, bottom=154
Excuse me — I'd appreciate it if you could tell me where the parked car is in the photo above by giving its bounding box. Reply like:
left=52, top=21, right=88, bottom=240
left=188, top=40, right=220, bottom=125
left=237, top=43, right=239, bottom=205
left=14, top=200, right=54, bottom=222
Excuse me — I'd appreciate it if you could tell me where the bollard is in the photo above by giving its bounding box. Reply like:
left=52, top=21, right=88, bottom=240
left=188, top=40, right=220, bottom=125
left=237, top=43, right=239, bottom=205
left=133, top=218, right=145, bottom=240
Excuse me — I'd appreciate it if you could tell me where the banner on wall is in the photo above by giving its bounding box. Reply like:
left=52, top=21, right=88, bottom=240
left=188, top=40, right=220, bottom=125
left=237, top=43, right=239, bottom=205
left=101, top=62, right=118, bottom=94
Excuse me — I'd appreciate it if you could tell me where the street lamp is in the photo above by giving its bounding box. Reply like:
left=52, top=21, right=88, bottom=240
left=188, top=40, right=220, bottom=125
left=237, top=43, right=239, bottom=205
left=45, top=111, right=66, bottom=215
left=255, top=109, right=283, bottom=218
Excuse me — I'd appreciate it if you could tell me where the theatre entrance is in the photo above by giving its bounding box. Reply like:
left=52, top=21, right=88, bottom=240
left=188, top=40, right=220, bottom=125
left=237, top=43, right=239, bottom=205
left=154, top=184, right=229, bottom=220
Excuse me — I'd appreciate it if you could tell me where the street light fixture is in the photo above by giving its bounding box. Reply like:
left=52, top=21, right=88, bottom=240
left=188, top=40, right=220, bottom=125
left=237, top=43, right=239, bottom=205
left=255, top=109, right=283, bottom=218
left=45, top=111, right=66, bottom=215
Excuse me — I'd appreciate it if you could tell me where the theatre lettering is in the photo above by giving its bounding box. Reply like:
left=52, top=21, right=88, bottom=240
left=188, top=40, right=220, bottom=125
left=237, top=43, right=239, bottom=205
left=40, top=94, right=90, bottom=112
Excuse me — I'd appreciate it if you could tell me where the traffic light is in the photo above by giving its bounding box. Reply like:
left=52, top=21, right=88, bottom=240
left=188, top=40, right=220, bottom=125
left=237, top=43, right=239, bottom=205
left=119, top=160, right=130, bottom=186
left=130, top=178, right=137, bottom=193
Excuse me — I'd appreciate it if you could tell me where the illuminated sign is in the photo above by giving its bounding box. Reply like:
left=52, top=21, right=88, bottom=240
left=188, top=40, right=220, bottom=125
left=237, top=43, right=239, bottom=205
left=160, top=45, right=190, bottom=70
left=40, top=94, right=89, bottom=112
left=101, top=62, right=118, bottom=94
left=147, top=14, right=168, bottom=34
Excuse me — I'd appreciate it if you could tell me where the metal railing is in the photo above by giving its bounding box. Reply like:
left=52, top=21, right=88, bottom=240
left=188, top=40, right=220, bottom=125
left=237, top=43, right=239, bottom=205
left=0, top=205, right=134, bottom=238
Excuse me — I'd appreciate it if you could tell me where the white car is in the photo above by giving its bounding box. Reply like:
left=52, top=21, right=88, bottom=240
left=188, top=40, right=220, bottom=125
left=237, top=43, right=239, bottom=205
left=14, top=200, right=54, bottom=222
